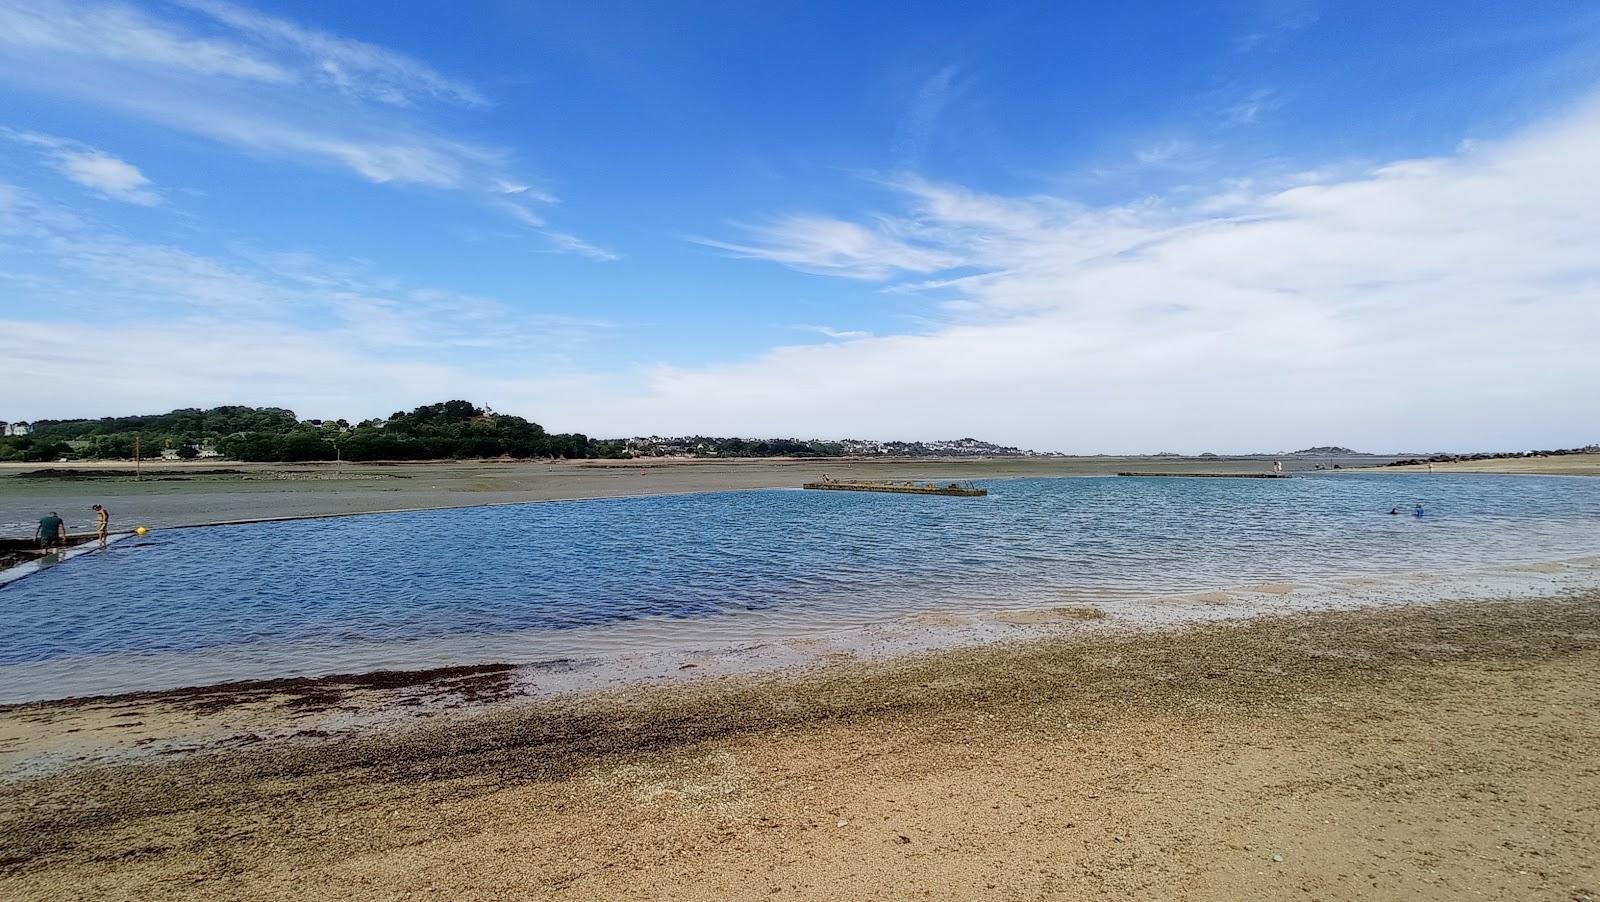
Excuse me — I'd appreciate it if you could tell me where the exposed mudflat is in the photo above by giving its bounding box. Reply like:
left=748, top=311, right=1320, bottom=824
left=0, top=455, right=1403, bottom=538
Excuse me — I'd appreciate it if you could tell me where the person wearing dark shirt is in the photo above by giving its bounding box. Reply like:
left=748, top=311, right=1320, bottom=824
left=36, top=512, right=66, bottom=551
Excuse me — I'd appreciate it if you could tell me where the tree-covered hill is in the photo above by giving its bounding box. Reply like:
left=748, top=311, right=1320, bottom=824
left=1, top=402, right=620, bottom=463
left=1, top=401, right=1048, bottom=462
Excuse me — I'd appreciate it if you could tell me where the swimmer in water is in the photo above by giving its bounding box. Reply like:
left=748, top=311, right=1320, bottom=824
left=1389, top=507, right=1401, bottom=515
left=1413, top=503, right=1424, bottom=517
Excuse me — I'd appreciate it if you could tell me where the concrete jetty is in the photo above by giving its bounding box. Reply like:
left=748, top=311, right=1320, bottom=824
left=802, top=480, right=987, bottom=497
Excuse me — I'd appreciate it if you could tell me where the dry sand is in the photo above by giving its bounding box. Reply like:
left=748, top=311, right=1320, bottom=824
left=3, top=594, right=1598, bottom=901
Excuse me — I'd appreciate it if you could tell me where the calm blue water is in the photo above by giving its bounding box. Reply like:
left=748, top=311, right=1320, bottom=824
left=3, top=474, right=1599, bottom=698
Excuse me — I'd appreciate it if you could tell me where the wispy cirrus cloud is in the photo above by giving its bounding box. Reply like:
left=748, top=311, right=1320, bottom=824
left=1222, top=87, right=1284, bottom=126
left=173, top=0, right=486, bottom=108
left=0, top=171, right=619, bottom=420
left=1236, top=0, right=1319, bottom=52
left=891, top=65, right=965, bottom=168
left=0, top=0, right=608, bottom=257
left=0, top=0, right=289, bottom=80
left=0, top=180, right=610, bottom=357
left=696, top=213, right=964, bottom=280
left=1131, top=138, right=1202, bottom=168
left=3, top=129, right=160, bottom=205
left=792, top=325, right=872, bottom=341
left=0, top=0, right=477, bottom=110
left=539, top=230, right=621, bottom=262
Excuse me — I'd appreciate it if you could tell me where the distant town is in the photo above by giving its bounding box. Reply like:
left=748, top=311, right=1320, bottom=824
left=621, top=436, right=1043, bottom=458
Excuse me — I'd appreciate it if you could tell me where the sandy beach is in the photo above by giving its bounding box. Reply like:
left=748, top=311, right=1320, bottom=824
left=2, top=594, right=1597, bottom=900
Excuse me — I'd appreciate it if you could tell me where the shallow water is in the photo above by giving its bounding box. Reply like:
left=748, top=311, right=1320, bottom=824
left=3, top=473, right=1599, bottom=703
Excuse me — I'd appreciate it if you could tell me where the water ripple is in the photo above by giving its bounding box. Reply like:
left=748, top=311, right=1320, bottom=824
left=3, top=473, right=1599, bottom=700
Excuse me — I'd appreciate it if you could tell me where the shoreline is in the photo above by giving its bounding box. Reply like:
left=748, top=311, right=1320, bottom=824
left=2, top=592, right=1597, bottom=899
left=5, top=545, right=1597, bottom=715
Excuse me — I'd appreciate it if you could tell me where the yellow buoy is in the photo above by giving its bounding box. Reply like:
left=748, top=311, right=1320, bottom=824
left=134, top=526, right=148, bottom=536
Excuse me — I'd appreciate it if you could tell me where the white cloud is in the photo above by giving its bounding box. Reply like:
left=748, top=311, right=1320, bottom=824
left=627, top=94, right=1600, bottom=451
left=540, top=230, right=621, bottom=262
left=167, top=107, right=478, bottom=188
left=492, top=179, right=555, bottom=203
left=793, top=325, right=873, bottom=341
left=0, top=0, right=290, bottom=82
left=3, top=130, right=160, bottom=204
left=0, top=0, right=608, bottom=256
left=1222, top=88, right=1283, bottom=126
left=699, top=214, right=965, bottom=280
left=892, top=65, right=964, bottom=166
left=0, top=181, right=608, bottom=421
left=1236, top=0, right=1319, bottom=52
left=52, top=150, right=157, bottom=204
left=6, top=79, right=1598, bottom=451
left=0, top=318, right=444, bottom=413
left=0, top=0, right=479, bottom=105
left=174, top=0, right=486, bottom=108
left=490, top=197, right=619, bottom=258
left=0, top=314, right=619, bottom=429
left=1132, top=139, right=1199, bottom=166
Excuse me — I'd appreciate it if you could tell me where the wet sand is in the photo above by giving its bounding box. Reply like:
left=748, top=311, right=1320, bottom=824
left=0, top=455, right=1397, bottom=538
left=3, top=594, right=1598, bottom=900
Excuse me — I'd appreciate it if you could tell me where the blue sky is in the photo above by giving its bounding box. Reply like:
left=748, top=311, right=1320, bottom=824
left=2, top=0, right=1598, bottom=452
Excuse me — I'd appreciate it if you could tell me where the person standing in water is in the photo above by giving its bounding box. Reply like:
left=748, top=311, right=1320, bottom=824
left=36, top=511, right=66, bottom=552
left=92, top=504, right=109, bottom=545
